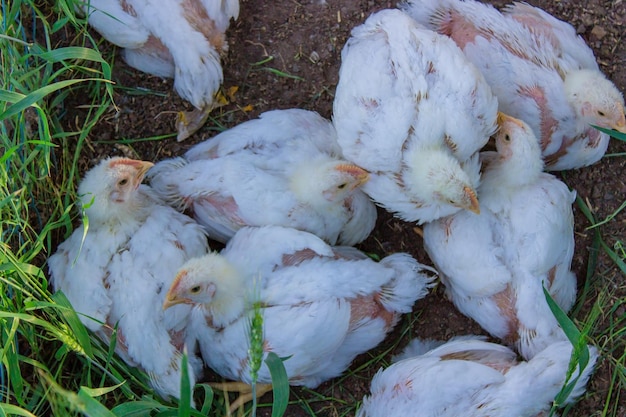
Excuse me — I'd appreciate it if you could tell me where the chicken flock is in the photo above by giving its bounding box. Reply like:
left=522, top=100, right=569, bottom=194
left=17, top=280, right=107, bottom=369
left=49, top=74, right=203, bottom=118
left=48, top=0, right=626, bottom=416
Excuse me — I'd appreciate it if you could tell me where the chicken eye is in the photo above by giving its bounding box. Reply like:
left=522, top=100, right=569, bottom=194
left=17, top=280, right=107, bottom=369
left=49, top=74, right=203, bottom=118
left=597, top=110, right=605, bottom=117
left=503, top=134, right=511, bottom=142
left=337, top=183, right=347, bottom=190
left=118, top=178, right=129, bottom=186
left=189, top=285, right=202, bottom=294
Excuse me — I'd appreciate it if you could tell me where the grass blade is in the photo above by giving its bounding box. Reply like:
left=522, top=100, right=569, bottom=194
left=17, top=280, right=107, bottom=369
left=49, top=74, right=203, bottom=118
left=177, top=350, right=191, bottom=417
left=543, top=288, right=591, bottom=410
left=196, top=384, right=214, bottom=415
left=50, top=291, right=95, bottom=359
left=265, top=352, right=289, bottom=417
left=0, top=78, right=111, bottom=121
left=35, top=46, right=110, bottom=64
left=592, top=125, right=626, bottom=141
left=600, top=240, right=626, bottom=274
left=0, top=404, right=37, bottom=417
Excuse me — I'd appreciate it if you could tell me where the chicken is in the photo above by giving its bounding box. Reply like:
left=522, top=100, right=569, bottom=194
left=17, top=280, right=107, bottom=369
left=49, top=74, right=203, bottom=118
left=47, top=157, right=210, bottom=403
left=357, top=336, right=598, bottom=417
left=401, top=0, right=626, bottom=170
left=332, top=9, right=498, bottom=224
left=82, top=0, right=240, bottom=141
left=147, top=108, right=377, bottom=246
left=423, top=114, right=577, bottom=359
left=163, top=225, right=435, bottom=406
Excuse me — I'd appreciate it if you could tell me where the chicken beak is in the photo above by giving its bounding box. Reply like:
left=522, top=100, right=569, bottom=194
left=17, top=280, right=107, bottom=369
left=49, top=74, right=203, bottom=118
left=613, top=110, right=626, bottom=133
left=484, top=112, right=509, bottom=151
left=496, top=111, right=507, bottom=126
left=496, top=112, right=525, bottom=129
left=135, top=160, right=155, bottom=182
left=336, top=163, right=370, bottom=186
left=128, top=161, right=154, bottom=190
left=464, top=186, right=480, bottom=215
left=163, top=270, right=186, bottom=310
left=163, top=295, right=185, bottom=310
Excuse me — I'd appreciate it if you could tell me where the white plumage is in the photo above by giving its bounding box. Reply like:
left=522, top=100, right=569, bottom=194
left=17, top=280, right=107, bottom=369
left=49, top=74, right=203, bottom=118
left=401, top=0, right=626, bottom=170
left=358, top=336, right=598, bottom=417
left=163, top=225, right=435, bottom=388
left=333, top=9, right=498, bottom=224
left=423, top=114, right=577, bottom=359
left=147, top=109, right=377, bottom=246
left=47, top=157, right=210, bottom=402
left=82, top=0, right=240, bottom=141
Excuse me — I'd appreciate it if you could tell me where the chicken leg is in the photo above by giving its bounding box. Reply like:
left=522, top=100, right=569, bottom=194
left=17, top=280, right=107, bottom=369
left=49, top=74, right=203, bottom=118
left=209, top=381, right=273, bottom=416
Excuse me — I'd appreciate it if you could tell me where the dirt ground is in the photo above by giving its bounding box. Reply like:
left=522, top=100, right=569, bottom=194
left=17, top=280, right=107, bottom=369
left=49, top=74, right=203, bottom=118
left=60, top=0, right=626, bottom=415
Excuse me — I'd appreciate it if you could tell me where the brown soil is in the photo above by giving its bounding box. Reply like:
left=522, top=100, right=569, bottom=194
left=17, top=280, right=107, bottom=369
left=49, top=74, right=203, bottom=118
left=56, top=0, right=626, bottom=415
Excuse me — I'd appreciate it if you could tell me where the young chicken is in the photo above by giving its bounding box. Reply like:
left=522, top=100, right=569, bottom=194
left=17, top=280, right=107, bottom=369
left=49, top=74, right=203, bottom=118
left=423, top=114, right=577, bottom=359
left=358, top=337, right=598, bottom=417
left=147, top=109, right=377, bottom=246
left=163, top=225, right=435, bottom=409
left=401, top=0, right=626, bottom=170
left=333, top=9, right=498, bottom=224
left=47, top=157, right=210, bottom=402
left=82, top=0, right=240, bottom=141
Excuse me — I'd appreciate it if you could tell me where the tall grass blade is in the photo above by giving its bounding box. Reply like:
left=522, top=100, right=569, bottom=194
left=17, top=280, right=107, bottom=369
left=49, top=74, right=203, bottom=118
left=0, top=404, right=37, bottom=417
left=111, top=401, right=161, bottom=416
left=543, top=287, right=591, bottom=414
left=196, top=384, right=214, bottom=415
left=177, top=350, right=191, bottom=417
left=36, top=46, right=110, bottom=65
left=600, top=240, right=626, bottom=274
left=265, top=352, right=289, bottom=417
left=585, top=198, right=626, bottom=229
left=248, top=277, right=264, bottom=417
left=0, top=78, right=111, bottom=121
left=49, top=291, right=94, bottom=358
left=1, top=317, right=24, bottom=403
left=38, top=369, right=119, bottom=417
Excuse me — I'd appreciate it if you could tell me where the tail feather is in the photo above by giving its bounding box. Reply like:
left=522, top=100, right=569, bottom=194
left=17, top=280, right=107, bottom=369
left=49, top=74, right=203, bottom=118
left=392, top=338, right=447, bottom=363
left=399, top=0, right=452, bottom=30
left=378, top=253, right=437, bottom=313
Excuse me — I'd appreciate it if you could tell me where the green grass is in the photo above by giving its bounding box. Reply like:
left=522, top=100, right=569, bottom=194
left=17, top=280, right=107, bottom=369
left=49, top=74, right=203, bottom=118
left=249, top=56, right=306, bottom=81
left=571, top=192, right=626, bottom=416
left=1, top=1, right=625, bottom=416
left=0, top=2, right=288, bottom=416
left=0, top=1, right=151, bottom=415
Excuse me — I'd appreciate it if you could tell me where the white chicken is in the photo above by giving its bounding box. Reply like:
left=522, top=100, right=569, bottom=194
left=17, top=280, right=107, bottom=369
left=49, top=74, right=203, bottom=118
left=423, top=113, right=577, bottom=359
left=47, top=157, right=210, bottom=402
left=332, top=9, right=499, bottom=224
left=163, top=225, right=435, bottom=409
left=401, top=0, right=626, bottom=170
left=358, top=336, right=598, bottom=417
left=147, top=108, right=377, bottom=246
left=82, top=0, right=240, bottom=141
